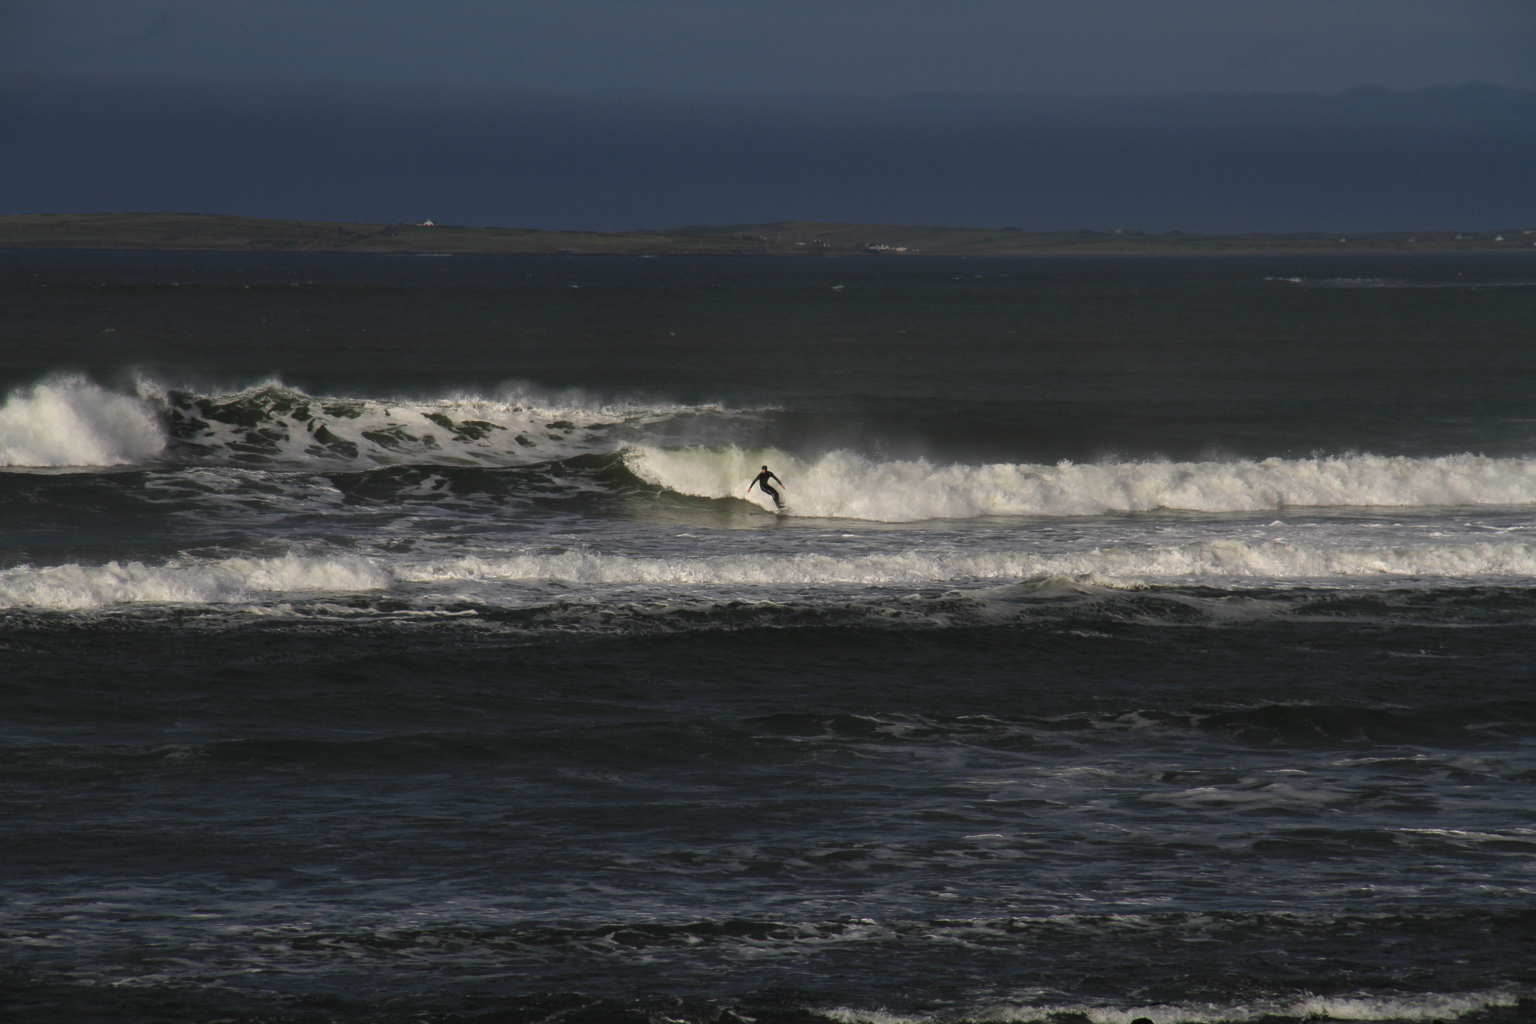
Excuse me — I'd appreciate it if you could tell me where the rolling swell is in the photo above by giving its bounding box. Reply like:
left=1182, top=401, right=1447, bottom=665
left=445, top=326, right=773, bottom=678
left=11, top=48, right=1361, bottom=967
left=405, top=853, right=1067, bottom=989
left=11, top=702, right=1534, bottom=771
left=323, top=452, right=636, bottom=505
left=8, top=687, right=1536, bottom=1023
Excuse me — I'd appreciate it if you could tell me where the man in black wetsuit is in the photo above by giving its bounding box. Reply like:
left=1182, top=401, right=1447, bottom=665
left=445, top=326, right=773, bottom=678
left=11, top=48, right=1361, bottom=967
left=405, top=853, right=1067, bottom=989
left=747, top=465, right=785, bottom=508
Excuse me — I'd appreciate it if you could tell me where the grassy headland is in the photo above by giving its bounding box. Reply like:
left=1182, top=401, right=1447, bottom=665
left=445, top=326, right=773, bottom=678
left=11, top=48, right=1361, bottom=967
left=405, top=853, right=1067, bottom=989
left=3, top=212, right=1534, bottom=255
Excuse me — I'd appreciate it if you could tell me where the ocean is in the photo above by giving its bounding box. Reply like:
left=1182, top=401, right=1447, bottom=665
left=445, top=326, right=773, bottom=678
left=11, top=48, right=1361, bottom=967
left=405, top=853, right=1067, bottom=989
left=3, top=249, right=1536, bottom=1024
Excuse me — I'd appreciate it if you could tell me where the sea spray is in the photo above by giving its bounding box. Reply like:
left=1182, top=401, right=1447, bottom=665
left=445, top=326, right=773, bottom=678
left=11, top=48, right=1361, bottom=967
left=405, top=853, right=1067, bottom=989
left=0, top=376, right=167, bottom=467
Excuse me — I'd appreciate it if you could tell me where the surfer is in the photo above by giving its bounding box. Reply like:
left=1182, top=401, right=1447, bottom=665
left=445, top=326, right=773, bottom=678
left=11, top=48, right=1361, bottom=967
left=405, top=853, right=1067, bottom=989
left=747, top=465, right=785, bottom=509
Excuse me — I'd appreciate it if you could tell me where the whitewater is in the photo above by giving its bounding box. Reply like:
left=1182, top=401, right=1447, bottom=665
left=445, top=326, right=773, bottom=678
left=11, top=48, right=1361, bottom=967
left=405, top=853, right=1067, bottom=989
left=13, top=533, right=1536, bottom=615
left=10, top=377, right=1536, bottom=523
left=626, top=444, right=1536, bottom=520
left=6, top=377, right=1536, bottom=623
left=0, top=376, right=167, bottom=466
left=8, top=376, right=1536, bottom=623
left=8, top=251, right=1536, bottom=1024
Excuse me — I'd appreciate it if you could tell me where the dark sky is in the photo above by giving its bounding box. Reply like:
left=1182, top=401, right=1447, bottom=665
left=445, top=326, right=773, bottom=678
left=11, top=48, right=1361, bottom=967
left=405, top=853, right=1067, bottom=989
left=3, top=1, right=1534, bottom=230
left=7, top=0, right=1535, bottom=95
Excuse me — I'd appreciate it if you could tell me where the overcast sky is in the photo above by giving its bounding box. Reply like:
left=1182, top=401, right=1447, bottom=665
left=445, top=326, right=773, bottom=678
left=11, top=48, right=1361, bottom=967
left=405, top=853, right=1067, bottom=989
left=5, top=0, right=1534, bottom=95
left=3, top=1, right=1534, bottom=230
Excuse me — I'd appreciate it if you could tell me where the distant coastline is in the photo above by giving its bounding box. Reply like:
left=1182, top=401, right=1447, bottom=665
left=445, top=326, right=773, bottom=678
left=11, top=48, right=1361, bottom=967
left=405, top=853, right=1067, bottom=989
left=3, top=212, right=1534, bottom=255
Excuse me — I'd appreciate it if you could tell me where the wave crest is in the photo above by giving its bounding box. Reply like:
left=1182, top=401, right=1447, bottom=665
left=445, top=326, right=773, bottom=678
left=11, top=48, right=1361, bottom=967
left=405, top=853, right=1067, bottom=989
left=407, top=539, right=1536, bottom=586
left=0, top=376, right=167, bottom=467
left=11, top=538, right=1536, bottom=616
left=627, top=446, right=1536, bottom=520
left=150, top=379, right=776, bottom=468
left=0, top=553, right=389, bottom=611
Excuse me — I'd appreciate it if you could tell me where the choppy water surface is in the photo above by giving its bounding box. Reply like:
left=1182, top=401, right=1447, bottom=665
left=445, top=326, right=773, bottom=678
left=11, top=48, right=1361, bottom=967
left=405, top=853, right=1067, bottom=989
left=3, top=251, right=1536, bottom=1024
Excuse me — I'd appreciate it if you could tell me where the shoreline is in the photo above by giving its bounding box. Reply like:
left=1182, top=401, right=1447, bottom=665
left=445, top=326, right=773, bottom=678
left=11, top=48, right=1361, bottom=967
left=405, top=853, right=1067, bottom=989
left=4, top=212, right=1534, bottom=257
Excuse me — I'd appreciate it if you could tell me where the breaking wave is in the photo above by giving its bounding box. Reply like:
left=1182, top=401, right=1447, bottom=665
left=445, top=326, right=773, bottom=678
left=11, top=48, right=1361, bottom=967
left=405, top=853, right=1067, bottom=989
left=0, top=376, right=166, bottom=467
left=157, top=379, right=727, bottom=467
left=14, top=538, right=1536, bottom=613
left=628, top=445, right=1536, bottom=520
left=822, top=988, right=1522, bottom=1022
left=403, top=538, right=1536, bottom=588
left=13, top=378, right=1536, bottom=525
left=0, top=552, right=389, bottom=611
left=0, top=376, right=757, bottom=469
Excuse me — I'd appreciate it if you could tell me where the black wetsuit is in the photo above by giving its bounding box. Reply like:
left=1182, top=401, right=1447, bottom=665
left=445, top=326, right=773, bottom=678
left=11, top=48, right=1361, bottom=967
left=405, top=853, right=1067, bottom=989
left=752, top=470, right=783, bottom=507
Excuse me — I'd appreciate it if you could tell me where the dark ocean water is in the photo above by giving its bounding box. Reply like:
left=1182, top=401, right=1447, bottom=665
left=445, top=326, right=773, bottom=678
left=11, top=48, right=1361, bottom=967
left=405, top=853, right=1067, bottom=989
left=4, top=250, right=1536, bottom=1024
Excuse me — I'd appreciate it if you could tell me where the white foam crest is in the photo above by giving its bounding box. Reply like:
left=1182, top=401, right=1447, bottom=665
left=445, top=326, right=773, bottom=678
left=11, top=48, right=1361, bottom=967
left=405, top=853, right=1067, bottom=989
left=482, top=379, right=768, bottom=419
left=627, top=446, right=1536, bottom=520
left=1289, top=991, right=1519, bottom=1020
left=0, top=553, right=390, bottom=611
left=1085, top=537, right=1536, bottom=580
left=397, top=538, right=1536, bottom=588
left=398, top=548, right=994, bottom=587
left=0, top=376, right=167, bottom=467
left=823, top=988, right=1519, bottom=1022
left=157, top=380, right=763, bottom=467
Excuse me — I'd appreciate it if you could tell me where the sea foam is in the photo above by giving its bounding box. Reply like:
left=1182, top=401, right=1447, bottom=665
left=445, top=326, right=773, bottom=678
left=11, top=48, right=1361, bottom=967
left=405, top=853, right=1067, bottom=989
left=0, top=553, right=390, bottom=611
left=150, top=380, right=760, bottom=467
left=824, top=987, right=1519, bottom=1022
left=627, top=446, right=1536, bottom=520
left=10, top=536, right=1536, bottom=615
left=0, top=377, right=167, bottom=467
left=399, top=538, right=1536, bottom=588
